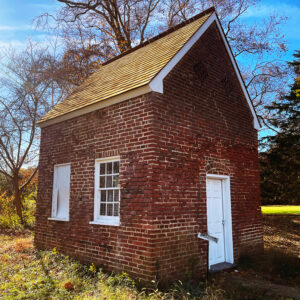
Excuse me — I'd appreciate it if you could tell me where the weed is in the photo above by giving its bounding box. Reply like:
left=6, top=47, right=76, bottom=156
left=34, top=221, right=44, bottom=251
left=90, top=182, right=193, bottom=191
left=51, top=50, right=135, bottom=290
left=106, top=272, right=136, bottom=289
left=0, top=216, right=299, bottom=300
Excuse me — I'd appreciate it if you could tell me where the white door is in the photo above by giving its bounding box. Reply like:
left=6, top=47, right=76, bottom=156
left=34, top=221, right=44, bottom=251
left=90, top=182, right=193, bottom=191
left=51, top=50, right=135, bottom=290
left=206, top=178, right=226, bottom=266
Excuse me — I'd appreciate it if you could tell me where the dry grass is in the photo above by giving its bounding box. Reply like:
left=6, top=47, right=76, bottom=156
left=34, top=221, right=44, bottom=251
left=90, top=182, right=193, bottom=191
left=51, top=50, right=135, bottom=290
left=0, top=233, right=224, bottom=299
left=263, top=215, right=300, bottom=257
left=213, top=215, right=300, bottom=300
left=0, top=215, right=299, bottom=299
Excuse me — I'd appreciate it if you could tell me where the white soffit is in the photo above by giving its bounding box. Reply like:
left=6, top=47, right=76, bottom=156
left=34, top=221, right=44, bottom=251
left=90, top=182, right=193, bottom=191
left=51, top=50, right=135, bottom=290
left=39, top=12, right=260, bottom=130
left=38, top=85, right=152, bottom=128
left=149, top=12, right=261, bottom=130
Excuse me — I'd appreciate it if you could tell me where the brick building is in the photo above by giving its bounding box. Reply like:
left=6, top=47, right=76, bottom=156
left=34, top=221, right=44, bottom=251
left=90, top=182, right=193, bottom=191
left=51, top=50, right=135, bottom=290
left=35, top=7, right=263, bottom=282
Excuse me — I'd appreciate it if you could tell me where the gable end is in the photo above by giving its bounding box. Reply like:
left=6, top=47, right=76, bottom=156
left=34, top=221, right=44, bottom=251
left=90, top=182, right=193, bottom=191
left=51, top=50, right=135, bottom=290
left=38, top=11, right=260, bottom=130
left=149, top=13, right=261, bottom=130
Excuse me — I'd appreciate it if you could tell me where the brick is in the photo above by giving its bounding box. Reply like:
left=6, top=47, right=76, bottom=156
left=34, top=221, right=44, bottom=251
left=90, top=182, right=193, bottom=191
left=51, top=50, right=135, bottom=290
left=35, top=22, right=262, bottom=283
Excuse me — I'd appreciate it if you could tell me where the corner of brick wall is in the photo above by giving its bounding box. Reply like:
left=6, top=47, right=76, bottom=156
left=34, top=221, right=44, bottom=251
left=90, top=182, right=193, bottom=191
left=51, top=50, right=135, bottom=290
left=35, top=21, right=263, bottom=283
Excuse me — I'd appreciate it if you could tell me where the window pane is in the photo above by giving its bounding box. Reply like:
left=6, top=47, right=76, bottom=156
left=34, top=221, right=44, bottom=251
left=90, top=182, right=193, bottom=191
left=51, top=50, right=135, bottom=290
left=100, top=163, right=105, bottom=175
left=113, top=161, right=119, bottom=174
left=107, top=204, right=113, bottom=216
left=100, top=203, right=106, bottom=216
left=114, top=190, right=119, bottom=202
left=107, top=190, right=113, bottom=202
left=113, top=203, right=119, bottom=216
left=96, top=160, right=120, bottom=220
left=106, top=175, right=112, bottom=188
left=112, top=175, right=119, bottom=187
left=100, top=176, right=105, bottom=188
left=107, top=162, right=112, bottom=174
left=100, top=190, right=106, bottom=202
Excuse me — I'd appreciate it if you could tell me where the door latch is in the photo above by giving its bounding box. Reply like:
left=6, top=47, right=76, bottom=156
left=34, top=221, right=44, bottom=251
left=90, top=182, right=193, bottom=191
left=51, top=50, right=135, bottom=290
left=197, top=232, right=218, bottom=243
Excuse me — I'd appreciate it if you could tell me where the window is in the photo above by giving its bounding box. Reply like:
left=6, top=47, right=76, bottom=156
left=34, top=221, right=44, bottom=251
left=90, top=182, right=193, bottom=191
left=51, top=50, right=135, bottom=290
left=91, top=157, right=120, bottom=226
left=49, top=163, right=71, bottom=221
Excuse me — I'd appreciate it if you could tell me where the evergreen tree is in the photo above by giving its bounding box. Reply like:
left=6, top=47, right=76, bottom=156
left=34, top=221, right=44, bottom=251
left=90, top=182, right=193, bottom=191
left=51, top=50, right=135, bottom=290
left=260, top=51, right=300, bottom=205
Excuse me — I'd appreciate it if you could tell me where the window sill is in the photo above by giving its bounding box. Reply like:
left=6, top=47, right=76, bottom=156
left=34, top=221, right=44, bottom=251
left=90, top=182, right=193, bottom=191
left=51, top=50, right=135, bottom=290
left=48, top=217, right=69, bottom=222
left=89, top=220, right=120, bottom=226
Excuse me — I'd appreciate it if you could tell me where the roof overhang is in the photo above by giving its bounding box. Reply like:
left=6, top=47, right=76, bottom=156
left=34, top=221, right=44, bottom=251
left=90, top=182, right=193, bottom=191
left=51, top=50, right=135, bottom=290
left=149, top=12, right=261, bottom=130
left=38, top=85, right=152, bottom=128
left=39, top=12, right=261, bottom=130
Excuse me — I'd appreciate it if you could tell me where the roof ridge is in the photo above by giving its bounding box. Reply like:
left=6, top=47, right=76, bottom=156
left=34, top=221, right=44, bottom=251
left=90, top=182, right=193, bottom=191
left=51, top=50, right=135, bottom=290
left=39, top=7, right=216, bottom=126
left=102, top=6, right=215, bottom=67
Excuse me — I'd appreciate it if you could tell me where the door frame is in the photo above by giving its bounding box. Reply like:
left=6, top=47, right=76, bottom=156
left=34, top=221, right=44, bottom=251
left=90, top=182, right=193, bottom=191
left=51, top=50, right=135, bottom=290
left=206, top=174, right=234, bottom=267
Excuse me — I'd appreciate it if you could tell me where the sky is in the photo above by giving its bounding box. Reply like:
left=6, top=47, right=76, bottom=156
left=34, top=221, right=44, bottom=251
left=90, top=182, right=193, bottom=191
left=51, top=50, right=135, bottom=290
left=0, top=0, right=299, bottom=59
left=0, top=0, right=299, bottom=139
left=0, top=0, right=59, bottom=49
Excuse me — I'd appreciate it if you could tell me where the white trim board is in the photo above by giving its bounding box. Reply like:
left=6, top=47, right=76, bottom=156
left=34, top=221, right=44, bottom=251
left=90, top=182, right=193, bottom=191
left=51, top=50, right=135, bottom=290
left=149, top=12, right=217, bottom=93
left=213, top=16, right=261, bottom=130
left=38, top=12, right=260, bottom=130
left=38, top=85, right=152, bottom=128
left=149, top=12, right=260, bottom=130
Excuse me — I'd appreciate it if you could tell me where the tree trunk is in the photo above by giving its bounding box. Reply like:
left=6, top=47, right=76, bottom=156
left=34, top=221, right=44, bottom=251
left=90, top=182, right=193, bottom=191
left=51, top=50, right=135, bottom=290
left=13, top=179, right=23, bottom=224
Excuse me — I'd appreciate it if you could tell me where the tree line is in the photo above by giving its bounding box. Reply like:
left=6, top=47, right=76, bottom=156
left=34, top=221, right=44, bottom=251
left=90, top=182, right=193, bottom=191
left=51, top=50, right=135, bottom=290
left=0, top=0, right=298, bottom=226
left=260, top=51, right=300, bottom=205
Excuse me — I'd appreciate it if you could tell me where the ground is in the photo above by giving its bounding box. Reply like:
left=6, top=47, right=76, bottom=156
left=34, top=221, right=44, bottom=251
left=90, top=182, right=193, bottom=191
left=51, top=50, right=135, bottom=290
left=214, top=214, right=300, bottom=300
left=0, top=208, right=299, bottom=299
left=263, top=214, right=300, bottom=256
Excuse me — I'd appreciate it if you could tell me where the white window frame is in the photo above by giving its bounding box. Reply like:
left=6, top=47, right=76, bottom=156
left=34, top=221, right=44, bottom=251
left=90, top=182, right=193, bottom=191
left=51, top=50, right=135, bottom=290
left=48, top=163, right=71, bottom=222
left=90, top=156, right=120, bottom=226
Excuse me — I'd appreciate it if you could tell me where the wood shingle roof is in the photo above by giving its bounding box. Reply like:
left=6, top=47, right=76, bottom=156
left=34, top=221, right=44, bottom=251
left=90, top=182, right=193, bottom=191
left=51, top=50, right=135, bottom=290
left=39, top=8, right=214, bottom=124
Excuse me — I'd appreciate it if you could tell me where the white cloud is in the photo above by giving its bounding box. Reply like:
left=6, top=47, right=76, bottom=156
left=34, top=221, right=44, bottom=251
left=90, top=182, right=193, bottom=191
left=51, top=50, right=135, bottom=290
left=0, top=24, right=33, bottom=32
left=0, top=40, right=27, bottom=50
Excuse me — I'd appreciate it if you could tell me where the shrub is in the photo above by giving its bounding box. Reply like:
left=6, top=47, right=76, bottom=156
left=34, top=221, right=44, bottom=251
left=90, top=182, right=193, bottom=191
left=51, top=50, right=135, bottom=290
left=0, top=191, right=36, bottom=230
left=0, top=192, right=22, bottom=230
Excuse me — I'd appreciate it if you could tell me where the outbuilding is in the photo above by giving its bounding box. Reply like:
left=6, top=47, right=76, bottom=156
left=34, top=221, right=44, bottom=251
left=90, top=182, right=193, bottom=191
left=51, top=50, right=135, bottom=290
left=35, top=7, right=263, bottom=282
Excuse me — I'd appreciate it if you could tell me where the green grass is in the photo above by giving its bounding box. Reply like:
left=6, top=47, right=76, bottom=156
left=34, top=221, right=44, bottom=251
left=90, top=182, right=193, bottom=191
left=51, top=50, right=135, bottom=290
left=1, top=213, right=300, bottom=300
left=0, top=234, right=224, bottom=300
left=261, top=205, right=300, bottom=215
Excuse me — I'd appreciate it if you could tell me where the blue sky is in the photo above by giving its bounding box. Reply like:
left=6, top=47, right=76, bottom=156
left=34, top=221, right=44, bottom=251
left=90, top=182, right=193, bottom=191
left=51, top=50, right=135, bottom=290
left=0, top=0, right=58, bottom=48
left=240, top=0, right=300, bottom=62
left=0, top=0, right=299, bottom=60
left=0, top=0, right=299, bottom=140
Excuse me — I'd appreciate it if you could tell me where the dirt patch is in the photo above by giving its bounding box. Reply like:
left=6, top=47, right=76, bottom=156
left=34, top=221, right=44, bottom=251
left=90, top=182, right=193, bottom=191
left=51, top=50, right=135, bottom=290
left=214, top=215, right=300, bottom=299
left=217, top=271, right=300, bottom=300
left=263, top=215, right=300, bottom=257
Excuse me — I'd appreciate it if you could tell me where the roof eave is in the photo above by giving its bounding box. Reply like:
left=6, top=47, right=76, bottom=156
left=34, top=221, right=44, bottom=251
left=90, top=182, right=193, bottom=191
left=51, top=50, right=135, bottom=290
left=38, top=85, right=153, bottom=128
left=39, top=10, right=261, bottom=131
left=149, top=12, right=261, bottom=130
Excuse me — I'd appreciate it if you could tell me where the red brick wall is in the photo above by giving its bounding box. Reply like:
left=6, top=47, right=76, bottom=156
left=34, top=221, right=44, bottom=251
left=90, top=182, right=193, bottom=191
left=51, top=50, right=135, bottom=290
left=35, top=21, right=262, bottom=283
left=35, top=94, right=159, bottom=281
left=148, top=21, right=262, bottom=281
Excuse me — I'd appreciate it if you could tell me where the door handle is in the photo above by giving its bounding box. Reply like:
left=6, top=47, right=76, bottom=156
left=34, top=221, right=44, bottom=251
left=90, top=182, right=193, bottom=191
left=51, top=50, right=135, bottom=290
left=197, top=232, right=218, bottom=243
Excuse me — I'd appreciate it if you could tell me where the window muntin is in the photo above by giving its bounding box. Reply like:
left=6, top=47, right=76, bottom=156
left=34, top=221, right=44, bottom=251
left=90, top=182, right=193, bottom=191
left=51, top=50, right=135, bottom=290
left=50, top=163, right=70, bottom=221
left=92, top=157, right=120, bottom=225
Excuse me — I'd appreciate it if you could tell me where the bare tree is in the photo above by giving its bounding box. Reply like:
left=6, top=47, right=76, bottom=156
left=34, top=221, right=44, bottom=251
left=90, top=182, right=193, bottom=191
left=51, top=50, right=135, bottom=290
left=37, top=0, right=160, bottom=55
left=36, top=0, right=288, bottom=130
left=162, top=0, right=289, bottom=128
left=0, top=42, right=65, bottom=223
left=35, top=0, right=162, bottom=87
